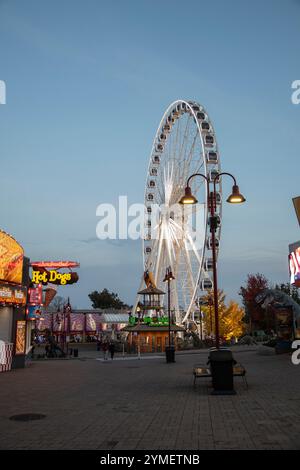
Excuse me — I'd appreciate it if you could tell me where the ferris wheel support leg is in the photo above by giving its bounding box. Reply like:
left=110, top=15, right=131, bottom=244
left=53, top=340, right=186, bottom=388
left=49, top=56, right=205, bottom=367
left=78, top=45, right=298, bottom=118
left=154, top=230, right=164, bottom=286
left=180, top=242, right=197, bottom=324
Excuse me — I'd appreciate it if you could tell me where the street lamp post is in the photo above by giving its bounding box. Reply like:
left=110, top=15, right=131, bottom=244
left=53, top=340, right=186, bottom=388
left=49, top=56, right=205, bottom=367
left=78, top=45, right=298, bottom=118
left=61, top=298, right=72, bottom=356
left=199, top=301, right=203, bottom=341
left=163, top=266, right=175, bottom=362
left=62, top=307, right=65, bottom=353
left=55, top=310, right=60, bottom=335
left=137, top=306, right=141, bottom=359
left=167, top=275, right=171, bottom=349
left=208, top=295, right=213, bottom=336
left=180, top=172, right=245, bottom=349
left=65, top=298, right=71, bottom=355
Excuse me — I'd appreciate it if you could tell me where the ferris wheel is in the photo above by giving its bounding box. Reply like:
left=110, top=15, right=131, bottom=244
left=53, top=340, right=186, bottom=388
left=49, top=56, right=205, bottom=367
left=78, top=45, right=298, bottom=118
left=137, top=100, right=222, bottom=324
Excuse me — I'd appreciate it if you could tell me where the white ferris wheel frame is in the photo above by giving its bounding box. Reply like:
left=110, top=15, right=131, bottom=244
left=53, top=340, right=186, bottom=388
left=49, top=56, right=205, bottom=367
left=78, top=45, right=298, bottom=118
left=136, top=99, right=222, bottom=325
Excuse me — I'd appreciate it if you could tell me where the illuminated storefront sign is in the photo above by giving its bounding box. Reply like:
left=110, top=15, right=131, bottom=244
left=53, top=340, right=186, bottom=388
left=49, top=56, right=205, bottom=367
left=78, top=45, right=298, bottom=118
left=26, top=305, right=43, bottom=321
left=31, top=270, right=78, bottom=286
left=31, top=261, right=79, bottom=269
left=28, top=284, right=43, bottom=305
left=0, top=230, right=24, bottom=284
left=289, top=241, right=300, bottom=287
left=15, top=321, right=26, bottom=355
left=0, top=283, right=27, bottom=305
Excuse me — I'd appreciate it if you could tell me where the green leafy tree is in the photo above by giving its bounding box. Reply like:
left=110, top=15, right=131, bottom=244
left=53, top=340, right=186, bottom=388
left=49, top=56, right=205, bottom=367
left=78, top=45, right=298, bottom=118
left=88, top=288, right=129, bottom=309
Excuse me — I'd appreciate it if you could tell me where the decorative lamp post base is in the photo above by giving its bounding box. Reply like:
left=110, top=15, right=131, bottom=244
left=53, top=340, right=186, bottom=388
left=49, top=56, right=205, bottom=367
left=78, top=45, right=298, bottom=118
left=165, top=345, right=175, bottom=363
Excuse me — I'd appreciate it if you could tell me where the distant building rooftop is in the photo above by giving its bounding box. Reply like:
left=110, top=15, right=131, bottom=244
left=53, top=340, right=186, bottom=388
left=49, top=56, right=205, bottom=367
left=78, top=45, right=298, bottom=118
left=138, top=286, right=165, bottom=295
left=72, top=309, right=130, bottom=315
left=100, top=313, right=129, bottom=323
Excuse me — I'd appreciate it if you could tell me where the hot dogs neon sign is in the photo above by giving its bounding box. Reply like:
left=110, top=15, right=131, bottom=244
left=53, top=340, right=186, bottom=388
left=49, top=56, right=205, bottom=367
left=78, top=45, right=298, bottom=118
left=31, top=270, right=78, bottom=286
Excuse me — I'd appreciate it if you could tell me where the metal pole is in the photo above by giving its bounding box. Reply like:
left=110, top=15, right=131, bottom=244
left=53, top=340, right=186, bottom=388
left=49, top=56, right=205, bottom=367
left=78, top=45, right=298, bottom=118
left=209, top=190, right=220, bottom=349
left=168, top=278, right=171, bottom=347
left=137, top=312, right=141, bottom=359
left=183, top=171, right=242, bottom=351
left=138, top=334, right=141, bottom=359
left=199, top=304, right=203, bottom=341
left=63, top=312, right=66, bottom=354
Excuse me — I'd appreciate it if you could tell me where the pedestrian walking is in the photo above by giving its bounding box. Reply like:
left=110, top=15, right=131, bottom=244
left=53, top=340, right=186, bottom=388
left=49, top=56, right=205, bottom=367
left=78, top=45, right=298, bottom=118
left=102, top=341, right=109, bottom=360
left=109, top=341, right=115, bottom=360
left=97, top=338, right=102, bottom=351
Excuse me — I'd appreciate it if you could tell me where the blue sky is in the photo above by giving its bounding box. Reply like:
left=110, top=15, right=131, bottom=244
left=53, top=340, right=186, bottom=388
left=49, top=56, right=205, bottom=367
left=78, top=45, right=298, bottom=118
left=0, top=0, right=299, bottom=307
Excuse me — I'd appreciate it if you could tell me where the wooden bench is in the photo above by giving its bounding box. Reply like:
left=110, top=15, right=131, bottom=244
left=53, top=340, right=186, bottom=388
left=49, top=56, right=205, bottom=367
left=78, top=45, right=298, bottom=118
left=193, top=363, right=248, bottom=389
left=233, top=364, right=248, bottom=389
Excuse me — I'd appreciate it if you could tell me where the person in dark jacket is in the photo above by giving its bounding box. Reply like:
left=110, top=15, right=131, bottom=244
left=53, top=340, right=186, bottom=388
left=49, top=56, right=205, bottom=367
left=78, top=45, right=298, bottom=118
left=108, top=342, right=115, bottom=360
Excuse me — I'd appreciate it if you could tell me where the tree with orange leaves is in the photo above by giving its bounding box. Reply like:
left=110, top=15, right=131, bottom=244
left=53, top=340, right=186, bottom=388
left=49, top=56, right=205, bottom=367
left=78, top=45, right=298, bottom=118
left=221, top=300, right=245, bottom=341
left=239, top=273, right=269, bottom=330
left=201, top=290, right=245, bottom=341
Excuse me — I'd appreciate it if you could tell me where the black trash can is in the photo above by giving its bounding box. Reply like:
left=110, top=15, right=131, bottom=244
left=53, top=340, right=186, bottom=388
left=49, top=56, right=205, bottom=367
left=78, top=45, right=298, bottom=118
left=165, top=345, right=175, bottom=363
left=208, top=349, right=236, bottom=395
left=73, top=348, right=79, bottom=358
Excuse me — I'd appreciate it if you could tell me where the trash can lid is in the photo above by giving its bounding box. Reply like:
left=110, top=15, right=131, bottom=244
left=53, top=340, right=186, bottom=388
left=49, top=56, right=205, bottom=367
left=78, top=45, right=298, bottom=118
left=209, top=349, right=233, bottom=362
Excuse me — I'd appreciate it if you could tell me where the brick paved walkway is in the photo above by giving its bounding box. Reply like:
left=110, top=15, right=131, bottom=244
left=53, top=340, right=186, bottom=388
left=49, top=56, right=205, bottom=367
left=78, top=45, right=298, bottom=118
left=0, top=348, right=299, bottom=450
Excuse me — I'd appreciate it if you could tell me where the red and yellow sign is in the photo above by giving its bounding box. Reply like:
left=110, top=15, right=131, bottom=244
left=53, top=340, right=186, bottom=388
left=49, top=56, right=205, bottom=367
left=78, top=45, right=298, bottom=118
left=15, top=321, right=26, bottom=355
left=0, top=230, right=24, bottom=284
left=0, top=283, right=27, bottom=305
left=31, top=269, right=78, bottom=286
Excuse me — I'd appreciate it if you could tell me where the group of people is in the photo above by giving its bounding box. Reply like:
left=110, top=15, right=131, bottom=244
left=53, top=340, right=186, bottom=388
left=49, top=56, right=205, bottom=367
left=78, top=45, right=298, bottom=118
left=33, top=333, right=45, bottom=344
left=97, top=339, right=115, bottom=360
